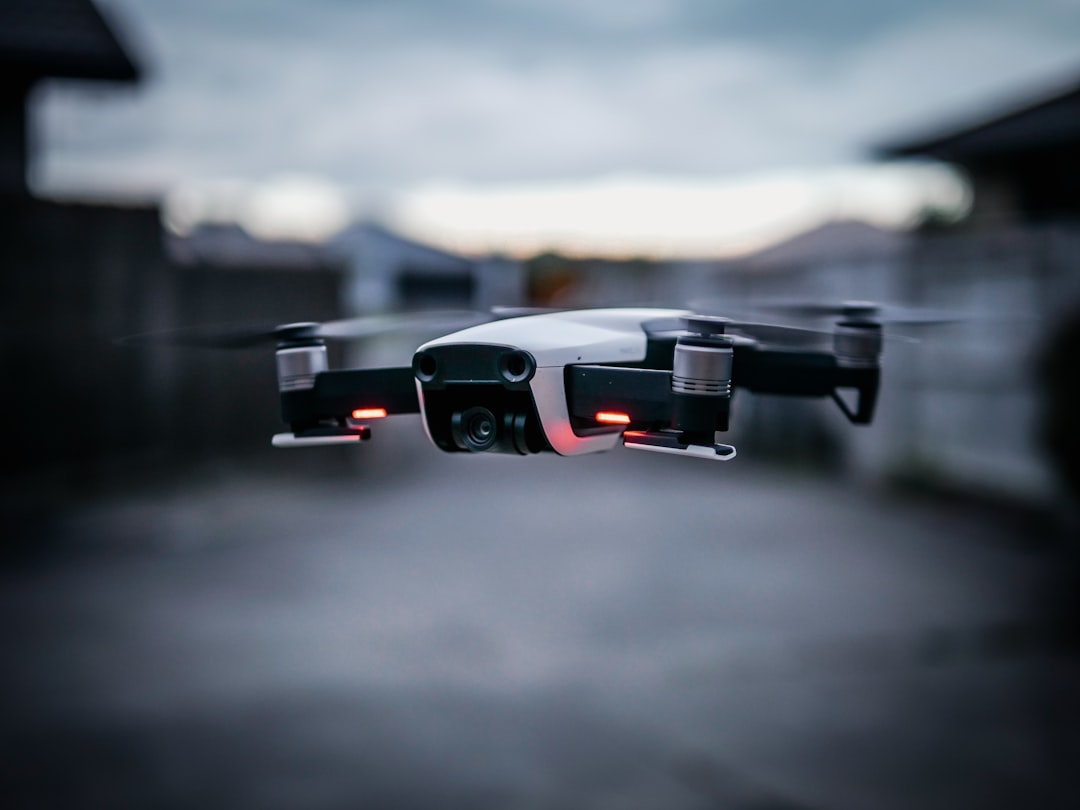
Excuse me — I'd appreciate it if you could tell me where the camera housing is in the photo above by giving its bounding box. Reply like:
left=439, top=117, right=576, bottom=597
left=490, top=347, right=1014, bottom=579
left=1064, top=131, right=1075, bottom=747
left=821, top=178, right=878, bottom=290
left=452, top=406, right=499, bottom=452
left=412, top=344, right=547, bottom=455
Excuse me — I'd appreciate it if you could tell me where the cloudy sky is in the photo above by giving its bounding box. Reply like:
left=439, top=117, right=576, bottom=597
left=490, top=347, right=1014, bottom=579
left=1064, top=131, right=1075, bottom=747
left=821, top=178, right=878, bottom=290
left=31, top=0, right=1080, bottom=255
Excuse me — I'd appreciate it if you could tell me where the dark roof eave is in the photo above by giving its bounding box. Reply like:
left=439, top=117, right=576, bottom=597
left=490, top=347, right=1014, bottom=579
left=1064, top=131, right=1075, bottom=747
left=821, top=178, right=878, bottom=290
left=874, top=74, right=1080, bottom=163
left=1, top=54, right=139, bottom=83
left=0, top=0, right=142, bottom=85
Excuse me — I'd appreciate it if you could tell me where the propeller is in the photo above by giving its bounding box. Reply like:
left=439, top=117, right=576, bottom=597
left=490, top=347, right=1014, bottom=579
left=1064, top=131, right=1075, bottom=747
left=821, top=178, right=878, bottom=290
left=117, top=310, right=492, bottom=349
left=754, top=299, right=968, bottom=326
left=683, top=302, right=924, bottom=346
left=646, top=313, right=836, bottom=348
left=725, top=320, right=837, bottom=347
left=712, top=319, right=838, bottom=348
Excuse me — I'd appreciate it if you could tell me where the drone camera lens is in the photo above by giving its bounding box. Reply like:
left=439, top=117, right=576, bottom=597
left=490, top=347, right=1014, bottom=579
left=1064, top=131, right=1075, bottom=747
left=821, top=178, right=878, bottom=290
left=468, top=411, right=494, bottom=443
left=452, top=406, right=499, bottom=452
left=414, top=352, right=438, bottom=382
left=498, top=350, right=535, bottom=384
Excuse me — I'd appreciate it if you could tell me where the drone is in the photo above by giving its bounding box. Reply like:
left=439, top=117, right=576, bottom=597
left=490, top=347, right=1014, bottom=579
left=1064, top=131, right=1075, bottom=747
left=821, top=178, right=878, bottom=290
left=132, top=302, right=953, bottom=462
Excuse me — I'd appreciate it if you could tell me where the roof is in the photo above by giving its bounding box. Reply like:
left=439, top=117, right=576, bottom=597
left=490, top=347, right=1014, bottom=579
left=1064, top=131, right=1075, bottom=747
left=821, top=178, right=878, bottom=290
left=876, top=75, right=1080, bottom=164
left=742, top=219, right=907, bottom=269
left=0, top=0, right=140, bottom=83
left=330, top=221, right=475, bottom=271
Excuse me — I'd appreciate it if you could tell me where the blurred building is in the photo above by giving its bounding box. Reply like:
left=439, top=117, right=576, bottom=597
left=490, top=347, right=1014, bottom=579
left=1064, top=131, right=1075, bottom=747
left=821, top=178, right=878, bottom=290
left=879, top=77, right=1080, bottom=226
left=165, top=219, right=526, bottom=368
left=877, top=74, right=1080, bottom=504
left=0, top=0, right=138, bottom=195
left=0, top=1, right=350, bottom=501
left=0, top=0, right=159, bottom=486
left=165, top=223, right=332, bottom=270
left=166, top=219, right=525, bottom=318
left=327, top=221, right=524, bottom=315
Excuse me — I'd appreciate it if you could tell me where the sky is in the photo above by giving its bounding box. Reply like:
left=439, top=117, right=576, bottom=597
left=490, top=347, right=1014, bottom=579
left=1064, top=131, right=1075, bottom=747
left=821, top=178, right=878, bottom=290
left=30, top=0, right=1080, bottom=257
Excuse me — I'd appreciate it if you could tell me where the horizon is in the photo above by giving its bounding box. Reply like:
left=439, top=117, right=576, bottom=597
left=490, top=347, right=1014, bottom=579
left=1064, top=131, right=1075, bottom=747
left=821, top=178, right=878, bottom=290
left=153, top=164, right=967, bottom=262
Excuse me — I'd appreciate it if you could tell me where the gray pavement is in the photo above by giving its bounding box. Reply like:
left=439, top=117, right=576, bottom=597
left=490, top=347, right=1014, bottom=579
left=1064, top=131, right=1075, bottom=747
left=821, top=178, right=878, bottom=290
left=2, top=422, right=1077, bottom=809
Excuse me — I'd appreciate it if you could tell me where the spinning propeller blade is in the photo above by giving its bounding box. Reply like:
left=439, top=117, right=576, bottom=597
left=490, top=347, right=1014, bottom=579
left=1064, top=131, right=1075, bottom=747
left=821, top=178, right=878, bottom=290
left=679, top=308, right=836, bottom=347
left=757, top=300, right=968, bottom=326
left=311, top=311, right=490, bottom=339
left=118, top=310, right=491, bottom=349
left=724, top=320, right=835, bottom=347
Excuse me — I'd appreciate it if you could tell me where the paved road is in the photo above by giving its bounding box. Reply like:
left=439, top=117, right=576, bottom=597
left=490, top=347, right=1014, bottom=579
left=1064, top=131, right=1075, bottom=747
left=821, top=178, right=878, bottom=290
left=2, top=423, right=1077, bottom=808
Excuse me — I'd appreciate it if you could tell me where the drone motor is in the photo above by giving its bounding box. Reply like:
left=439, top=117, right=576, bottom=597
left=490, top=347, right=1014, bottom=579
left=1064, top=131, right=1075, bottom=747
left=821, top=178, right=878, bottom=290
left=833, top=320, right=884, bottom=369
left=671, top=316, right=735, bottom=440
left=275, top=337, right=327, bottom=392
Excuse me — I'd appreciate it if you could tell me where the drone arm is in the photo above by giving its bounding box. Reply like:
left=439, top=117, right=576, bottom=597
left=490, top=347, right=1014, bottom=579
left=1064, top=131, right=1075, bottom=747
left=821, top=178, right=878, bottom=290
left=280, top=367, right=419, bottom=432
left=732, top=347, right=880, bottom=424
left=565, top=348, right=880, bottom=431
left=565, top=366, right=672, bottom=427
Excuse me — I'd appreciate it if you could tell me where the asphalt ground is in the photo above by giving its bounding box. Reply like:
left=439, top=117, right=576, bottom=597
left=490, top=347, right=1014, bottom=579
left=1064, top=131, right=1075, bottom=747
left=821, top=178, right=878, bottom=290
left=2, top=420, right=1078, bottom=809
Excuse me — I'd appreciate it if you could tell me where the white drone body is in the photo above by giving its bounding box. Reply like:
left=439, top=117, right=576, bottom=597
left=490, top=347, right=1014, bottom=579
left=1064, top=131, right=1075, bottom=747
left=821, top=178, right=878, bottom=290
left=417, top=308, right=691, bottom=456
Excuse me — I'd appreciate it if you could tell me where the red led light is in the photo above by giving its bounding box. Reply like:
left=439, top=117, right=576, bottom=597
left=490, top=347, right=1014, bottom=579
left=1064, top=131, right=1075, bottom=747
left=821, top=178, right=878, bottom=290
left=351, top=408, right=388, bottom=420
left=595, top=411, right=631, bottom=425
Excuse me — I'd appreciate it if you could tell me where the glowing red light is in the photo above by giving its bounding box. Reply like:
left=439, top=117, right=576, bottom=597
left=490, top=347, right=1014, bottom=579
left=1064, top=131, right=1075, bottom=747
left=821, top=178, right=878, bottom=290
left=595, top=411, right=631, bottom=425
left=351, top=408, right=388, bottom=420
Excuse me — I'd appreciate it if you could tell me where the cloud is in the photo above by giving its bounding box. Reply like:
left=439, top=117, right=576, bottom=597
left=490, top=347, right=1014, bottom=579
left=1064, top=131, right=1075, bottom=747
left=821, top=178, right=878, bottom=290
left=31, top=0, right=1080, bottom=203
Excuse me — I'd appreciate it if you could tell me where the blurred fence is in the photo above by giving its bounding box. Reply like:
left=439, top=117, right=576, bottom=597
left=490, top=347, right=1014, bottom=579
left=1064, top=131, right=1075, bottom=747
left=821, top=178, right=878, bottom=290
left=901, top=224, right=1080, bottom=501
left=0, top=196, right=346, bottom=487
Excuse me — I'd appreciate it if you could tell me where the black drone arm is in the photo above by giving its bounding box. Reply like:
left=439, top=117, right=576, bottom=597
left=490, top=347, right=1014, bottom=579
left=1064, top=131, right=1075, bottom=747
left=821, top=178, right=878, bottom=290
left=565, top=366, right=671, bottom=426
left=280, top=367, right=419, bottom=434
left=566, top=346, right=880, bottom=428
left=732, top=346, right=880, bottom=424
